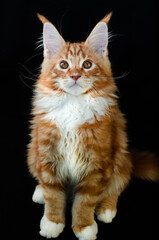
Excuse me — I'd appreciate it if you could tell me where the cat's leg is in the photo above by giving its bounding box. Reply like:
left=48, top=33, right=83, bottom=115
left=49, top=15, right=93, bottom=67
left=72, top=173, right=104, bottom=240
left=32, top=184, right=44, bottom=204
left=40, top=182, right=66, bottom=238
left=96, top=194, right=118, bottom=223
left=72, top=194, right=98, bottom=240
left=32, top=121, right=66, bottom=238
left=96, top=150, right=132, bottom=224
left=37, top=160, right=66, bottom=238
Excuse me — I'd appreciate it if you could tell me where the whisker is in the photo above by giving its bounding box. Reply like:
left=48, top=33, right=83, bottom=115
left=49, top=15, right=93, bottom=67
left=24, top=52, right=43, bottom=64
left=101, top=71, right=130, bottom=80
left=111, top=71, right=130, bottom=80
left=18, top=63, right=39, bottom=78
left=19, top=73, right=34, bottom=90
left=19, top=71, right=37, bottom=82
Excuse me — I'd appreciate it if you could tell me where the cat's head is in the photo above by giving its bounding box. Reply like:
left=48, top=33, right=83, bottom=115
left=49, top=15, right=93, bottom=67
left=38, top=13, right=116, bottom=97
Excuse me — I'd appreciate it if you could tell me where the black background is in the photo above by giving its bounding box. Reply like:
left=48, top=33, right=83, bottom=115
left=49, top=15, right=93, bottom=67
left=1, top=0, right=159, bottom=239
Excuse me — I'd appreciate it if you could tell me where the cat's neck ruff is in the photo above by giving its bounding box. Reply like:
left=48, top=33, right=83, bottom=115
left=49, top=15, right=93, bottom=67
left=34, top=89, right=116, bottom=130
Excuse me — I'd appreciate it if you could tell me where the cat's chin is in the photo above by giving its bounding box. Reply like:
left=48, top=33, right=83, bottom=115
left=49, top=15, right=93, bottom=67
left=64, top=86, right=87, bottom=96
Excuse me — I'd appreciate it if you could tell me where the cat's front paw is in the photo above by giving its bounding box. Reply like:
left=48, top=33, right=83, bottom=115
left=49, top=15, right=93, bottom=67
left=75, top=221, right=98, bottom=240
left=97, top=209, right=116, bottom=223
left=40, top=215, right=65, bottom=238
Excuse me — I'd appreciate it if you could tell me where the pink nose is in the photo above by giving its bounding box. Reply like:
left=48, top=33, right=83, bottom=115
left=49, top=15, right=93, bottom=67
left=71, top=75, right=81, bottom=81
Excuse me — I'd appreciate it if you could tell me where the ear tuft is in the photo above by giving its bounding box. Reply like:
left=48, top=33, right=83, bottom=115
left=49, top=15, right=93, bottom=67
left=85, top=22, right=108, bottom=56
left=37, top=14, right=65, bottom=58
left=37, top=13, right=50, bottom=24
left=101, top=12, right=112, bottom=25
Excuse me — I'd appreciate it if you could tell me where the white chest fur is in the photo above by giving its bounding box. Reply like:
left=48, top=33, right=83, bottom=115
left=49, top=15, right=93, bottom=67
left=34, top=91, right=114, bottom=181
left=35, top=91, right=112, bottom=128
left=57, top=128, right=87, bottom=182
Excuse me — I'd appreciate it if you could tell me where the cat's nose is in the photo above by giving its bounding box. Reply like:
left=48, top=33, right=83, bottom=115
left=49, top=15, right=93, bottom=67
left=71, top=75, right=81, bottom=81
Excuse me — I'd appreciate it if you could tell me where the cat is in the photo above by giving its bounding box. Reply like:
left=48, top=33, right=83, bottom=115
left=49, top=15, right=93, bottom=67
left=27, top=13, right=159, bottom=240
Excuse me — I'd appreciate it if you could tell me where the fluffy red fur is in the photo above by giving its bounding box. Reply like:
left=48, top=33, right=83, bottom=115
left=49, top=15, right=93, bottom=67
left=27, top=13, right=159, bottom=240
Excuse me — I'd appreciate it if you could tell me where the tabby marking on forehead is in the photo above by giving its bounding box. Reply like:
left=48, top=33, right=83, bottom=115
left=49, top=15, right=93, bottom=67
left=63, top=44, right=86, bottom=61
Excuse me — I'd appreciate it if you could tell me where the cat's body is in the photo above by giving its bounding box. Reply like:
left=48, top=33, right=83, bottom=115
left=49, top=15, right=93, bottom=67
left=27, top=14, right=159, bottom=240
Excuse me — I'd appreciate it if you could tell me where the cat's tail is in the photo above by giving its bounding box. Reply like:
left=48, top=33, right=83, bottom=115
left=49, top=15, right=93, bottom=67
left=131, top=150, right=159, bottom=181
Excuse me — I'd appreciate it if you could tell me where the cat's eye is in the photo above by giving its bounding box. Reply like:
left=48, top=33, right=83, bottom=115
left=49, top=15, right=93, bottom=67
left=60, top=60, right=69, bottom=69
left=82, top=60, right=92, bottom=69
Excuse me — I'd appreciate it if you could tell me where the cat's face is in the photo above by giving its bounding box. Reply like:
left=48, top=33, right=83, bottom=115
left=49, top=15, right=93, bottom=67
left=50, top=43, right=110, bottom=96
left=38, top=13, right=114, bottom=97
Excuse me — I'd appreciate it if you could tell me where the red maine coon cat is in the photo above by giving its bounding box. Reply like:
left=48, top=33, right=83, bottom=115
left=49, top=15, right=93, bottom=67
left=27, top=13, right=159, bottom=240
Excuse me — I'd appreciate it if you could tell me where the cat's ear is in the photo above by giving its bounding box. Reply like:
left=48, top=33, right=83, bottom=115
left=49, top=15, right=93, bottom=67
left=85, top=12, right=112, bottom=57
left=37, top=14, right=65, bottom=58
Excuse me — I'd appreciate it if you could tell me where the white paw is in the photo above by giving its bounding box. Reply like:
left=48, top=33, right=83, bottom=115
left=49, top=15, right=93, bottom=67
left=40, top=215, right=65, bottom=238
left=97, top=209, right=116, bottom=223
left=32, top=185, right=44, bottom=204
left=75, top=221, right=98, bottom=240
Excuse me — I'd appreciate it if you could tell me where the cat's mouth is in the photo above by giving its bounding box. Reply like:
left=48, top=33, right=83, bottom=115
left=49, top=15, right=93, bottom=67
left=63, top=81, right=87, bottom=96
left=70, top=82, right=82, bottom=88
